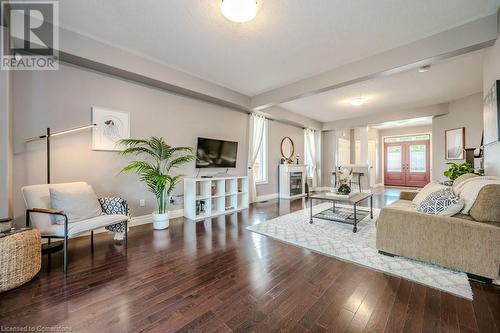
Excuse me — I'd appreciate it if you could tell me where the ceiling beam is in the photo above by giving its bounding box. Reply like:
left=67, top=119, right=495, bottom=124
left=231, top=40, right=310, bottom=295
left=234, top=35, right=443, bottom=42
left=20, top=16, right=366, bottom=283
left=260, top=106, right=322, bottom=130
left=56, top=27, right=252, bottom=110
left=251, top=14, right=498, bottom=111
left=322, top=103, right=449, bottom=131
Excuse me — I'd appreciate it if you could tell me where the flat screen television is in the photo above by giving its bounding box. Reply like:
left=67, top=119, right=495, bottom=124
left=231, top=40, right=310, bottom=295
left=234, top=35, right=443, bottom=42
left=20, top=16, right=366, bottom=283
left=196, top=137, right=238, bottom=168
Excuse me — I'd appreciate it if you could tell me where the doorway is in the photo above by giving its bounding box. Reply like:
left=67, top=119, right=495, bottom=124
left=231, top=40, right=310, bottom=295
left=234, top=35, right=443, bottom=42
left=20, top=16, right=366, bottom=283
left=384, top=136, right=430, bottom=187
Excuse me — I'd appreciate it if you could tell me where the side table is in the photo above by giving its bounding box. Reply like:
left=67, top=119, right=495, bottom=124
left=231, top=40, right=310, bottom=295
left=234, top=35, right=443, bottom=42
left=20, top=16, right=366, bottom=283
left=0, top=228, right=41, bottom=292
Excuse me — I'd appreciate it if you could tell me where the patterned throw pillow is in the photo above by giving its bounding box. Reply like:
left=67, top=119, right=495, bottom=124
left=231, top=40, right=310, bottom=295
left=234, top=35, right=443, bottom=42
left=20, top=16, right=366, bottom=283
left=416, top=188, right=464, bottom=216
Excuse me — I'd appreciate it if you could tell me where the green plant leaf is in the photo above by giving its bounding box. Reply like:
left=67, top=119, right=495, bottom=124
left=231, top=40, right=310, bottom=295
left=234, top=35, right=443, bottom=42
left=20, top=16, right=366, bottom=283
left=117, top=137, right=195, bottom=211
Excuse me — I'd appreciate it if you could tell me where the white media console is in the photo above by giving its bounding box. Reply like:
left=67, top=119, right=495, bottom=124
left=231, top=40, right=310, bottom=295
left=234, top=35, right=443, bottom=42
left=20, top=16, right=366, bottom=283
left=184, top=176, right=249, bottom=221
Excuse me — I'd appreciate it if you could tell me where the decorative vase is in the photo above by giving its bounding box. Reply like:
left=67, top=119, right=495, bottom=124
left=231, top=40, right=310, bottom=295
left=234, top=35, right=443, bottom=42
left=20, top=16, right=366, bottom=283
left=337, top=184, right=351, bottom=195
left=152, top=211, right=169, bottom=230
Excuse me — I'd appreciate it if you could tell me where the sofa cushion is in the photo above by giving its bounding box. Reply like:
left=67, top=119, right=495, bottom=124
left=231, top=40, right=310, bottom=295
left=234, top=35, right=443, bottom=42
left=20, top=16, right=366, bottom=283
left=50, top=184, right=102, bottom=224
left=412, top=181, right=447, bottom=206
left=416, top=188, right=464, bottom=216
left=453, top=176, right=500, bottom=214
left=387, top=199, right=416, bottom=211
left=452, top=173, right=479, bottom=193
left=469, top=184, right=500, bottom=223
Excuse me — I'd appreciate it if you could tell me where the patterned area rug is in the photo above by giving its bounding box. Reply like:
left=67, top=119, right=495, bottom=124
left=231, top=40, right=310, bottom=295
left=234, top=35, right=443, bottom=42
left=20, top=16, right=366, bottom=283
left=247, top=202, right=473, bottom=300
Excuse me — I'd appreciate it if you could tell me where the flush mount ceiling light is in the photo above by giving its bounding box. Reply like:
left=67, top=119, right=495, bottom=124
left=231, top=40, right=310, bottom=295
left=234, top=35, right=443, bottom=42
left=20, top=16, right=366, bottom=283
left=350, top=97, right=368, bottom=106
left=418, top=65, right=431, bottom=73
left=221, top=0, right=259, bottom=23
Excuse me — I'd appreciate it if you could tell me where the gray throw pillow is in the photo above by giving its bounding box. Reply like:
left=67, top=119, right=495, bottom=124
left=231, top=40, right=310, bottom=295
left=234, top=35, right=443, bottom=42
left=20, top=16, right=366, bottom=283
left=416, top=188, right=464, bottom=216
left=50, top=185, right=103, bottom=224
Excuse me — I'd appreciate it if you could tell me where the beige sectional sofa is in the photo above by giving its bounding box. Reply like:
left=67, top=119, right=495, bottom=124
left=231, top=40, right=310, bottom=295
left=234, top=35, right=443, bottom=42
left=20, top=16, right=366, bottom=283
left=376, top=184, right=500, bottom=280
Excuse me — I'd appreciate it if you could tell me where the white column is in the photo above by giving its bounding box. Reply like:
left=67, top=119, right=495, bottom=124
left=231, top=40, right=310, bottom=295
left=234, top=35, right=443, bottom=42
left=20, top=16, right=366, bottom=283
left=359, top=126, right=369, bottom=165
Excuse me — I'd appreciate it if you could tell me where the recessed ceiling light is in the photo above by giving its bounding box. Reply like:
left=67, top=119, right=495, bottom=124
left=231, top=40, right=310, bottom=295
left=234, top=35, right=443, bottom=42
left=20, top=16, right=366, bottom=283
left=221, top=0, right=259, bottom=23
left=350, top=97, right=368, bottom=106
left=418, top=65, right=431, bottom=73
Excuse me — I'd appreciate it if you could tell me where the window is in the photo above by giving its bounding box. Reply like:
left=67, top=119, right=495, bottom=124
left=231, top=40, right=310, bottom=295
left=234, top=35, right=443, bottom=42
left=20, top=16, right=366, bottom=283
left=253, top=121, right=268, bottom=183
left=384, top=134, right=430, bottom=143
left=337, top=138, right=350, bottom=166
left=409, top=144, right=426, bottom=172
left=387, top=146, right=402, bottom=172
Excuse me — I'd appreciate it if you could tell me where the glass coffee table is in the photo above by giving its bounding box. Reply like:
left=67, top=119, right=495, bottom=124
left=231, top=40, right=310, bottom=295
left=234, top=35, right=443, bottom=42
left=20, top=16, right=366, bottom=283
left=308, top=192, right=373, bottom=233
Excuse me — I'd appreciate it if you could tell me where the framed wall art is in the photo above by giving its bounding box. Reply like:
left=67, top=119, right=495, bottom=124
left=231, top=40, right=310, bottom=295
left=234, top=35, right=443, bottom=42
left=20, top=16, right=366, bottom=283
left=91, top=107, right=130, bottom=151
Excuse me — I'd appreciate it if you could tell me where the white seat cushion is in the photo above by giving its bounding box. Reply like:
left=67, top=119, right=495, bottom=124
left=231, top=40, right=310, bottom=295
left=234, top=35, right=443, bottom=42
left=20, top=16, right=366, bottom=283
left=41, top=214, right=128, bottom=237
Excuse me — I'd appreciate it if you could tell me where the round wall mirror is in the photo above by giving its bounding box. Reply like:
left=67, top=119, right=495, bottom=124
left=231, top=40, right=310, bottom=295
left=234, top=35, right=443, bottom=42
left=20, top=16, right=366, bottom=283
left=280, top=137, right=295, bottom=161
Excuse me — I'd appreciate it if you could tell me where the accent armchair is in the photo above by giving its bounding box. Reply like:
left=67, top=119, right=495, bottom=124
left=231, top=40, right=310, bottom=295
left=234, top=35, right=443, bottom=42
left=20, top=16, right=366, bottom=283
left=22, top=182, right=129, bottom=272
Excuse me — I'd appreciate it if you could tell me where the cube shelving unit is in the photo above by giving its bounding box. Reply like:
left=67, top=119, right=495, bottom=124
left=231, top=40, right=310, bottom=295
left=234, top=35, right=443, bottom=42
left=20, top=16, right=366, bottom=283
left=184, top=176, right=249, bottom=221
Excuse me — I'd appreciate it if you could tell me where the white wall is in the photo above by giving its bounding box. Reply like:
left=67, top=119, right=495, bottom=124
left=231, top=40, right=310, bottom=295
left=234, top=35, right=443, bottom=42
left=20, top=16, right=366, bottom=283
left=483, top=36, right=500, bottom=177
left=321, top=130, right=336, bottom=187
left=432, top=93, right=484, bottom=182
left=0, top=69, right=13, bottom=219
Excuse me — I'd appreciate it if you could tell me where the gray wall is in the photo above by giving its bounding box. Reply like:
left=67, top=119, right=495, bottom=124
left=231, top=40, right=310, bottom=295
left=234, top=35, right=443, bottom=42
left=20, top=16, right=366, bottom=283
left=432, top=93, right=484, bottom=182
left=12, top=63, right=248, bottom=220
left=256, top=120, right=304, bottom=197
left=483, top=37, right=500, bottom=177
left=12, top=63, right=307, bottom=223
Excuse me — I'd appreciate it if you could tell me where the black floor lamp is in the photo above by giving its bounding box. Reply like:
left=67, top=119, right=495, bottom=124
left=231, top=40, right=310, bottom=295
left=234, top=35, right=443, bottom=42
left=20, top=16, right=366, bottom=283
left=25, top=124, right=96, bottom=184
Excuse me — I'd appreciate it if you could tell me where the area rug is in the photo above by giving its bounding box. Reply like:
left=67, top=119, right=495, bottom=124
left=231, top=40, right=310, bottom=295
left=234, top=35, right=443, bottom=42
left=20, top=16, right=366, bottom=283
left=246, top=203, right=473, bottom=300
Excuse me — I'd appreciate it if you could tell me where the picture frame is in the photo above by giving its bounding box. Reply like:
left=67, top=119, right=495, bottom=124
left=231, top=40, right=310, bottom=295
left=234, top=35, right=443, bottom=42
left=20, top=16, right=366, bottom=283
left=483, top=80, right=500, bottom=145
left=91, top=106, right=130, bottom=151
left=445, top=127, right=465, bottom=160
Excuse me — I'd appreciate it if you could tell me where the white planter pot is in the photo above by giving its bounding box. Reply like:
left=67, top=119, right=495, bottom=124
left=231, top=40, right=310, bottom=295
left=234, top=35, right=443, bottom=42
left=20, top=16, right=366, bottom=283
left=152, top=211, right=169, bottom=230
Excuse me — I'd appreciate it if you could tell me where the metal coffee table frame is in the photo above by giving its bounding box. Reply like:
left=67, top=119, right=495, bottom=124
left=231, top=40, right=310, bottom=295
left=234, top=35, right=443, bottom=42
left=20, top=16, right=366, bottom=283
left=309, top=192, right=373, bottom=233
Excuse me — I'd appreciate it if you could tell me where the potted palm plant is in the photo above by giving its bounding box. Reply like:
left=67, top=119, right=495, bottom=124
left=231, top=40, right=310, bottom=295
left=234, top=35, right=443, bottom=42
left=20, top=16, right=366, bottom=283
left=119, top=137, right=195, bottom=230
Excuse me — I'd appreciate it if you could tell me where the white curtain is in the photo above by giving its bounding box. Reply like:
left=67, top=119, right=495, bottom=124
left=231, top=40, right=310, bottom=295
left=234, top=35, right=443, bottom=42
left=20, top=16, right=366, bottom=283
left=247, top=114, right=267, bottom=203
left=304, top=128, right=320, bottom=189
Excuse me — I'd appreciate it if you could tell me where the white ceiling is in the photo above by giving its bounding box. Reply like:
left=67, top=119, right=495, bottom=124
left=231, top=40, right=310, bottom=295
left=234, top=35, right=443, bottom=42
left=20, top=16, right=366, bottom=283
left=280, top=50, right=484, bottom=122
left=57, top=0, right=500, bottom=96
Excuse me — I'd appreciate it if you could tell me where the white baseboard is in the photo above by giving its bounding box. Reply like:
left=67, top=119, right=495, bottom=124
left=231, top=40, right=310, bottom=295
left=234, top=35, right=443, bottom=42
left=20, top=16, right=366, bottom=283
left=372, top=183, right=384, bottom=188
left=255, top=193, right=279, bottom=202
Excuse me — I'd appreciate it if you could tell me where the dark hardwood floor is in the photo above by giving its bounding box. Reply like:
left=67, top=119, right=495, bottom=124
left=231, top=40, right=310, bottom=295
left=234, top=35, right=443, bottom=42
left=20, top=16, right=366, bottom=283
left=0, top=187, right=498, bottom=333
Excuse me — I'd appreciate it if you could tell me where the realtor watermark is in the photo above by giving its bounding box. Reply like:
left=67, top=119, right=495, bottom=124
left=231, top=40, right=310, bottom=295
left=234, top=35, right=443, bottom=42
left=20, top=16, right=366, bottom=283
left=0, top=326, right=72, bottom=332
left=1, top=0, right=59, bottom=70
